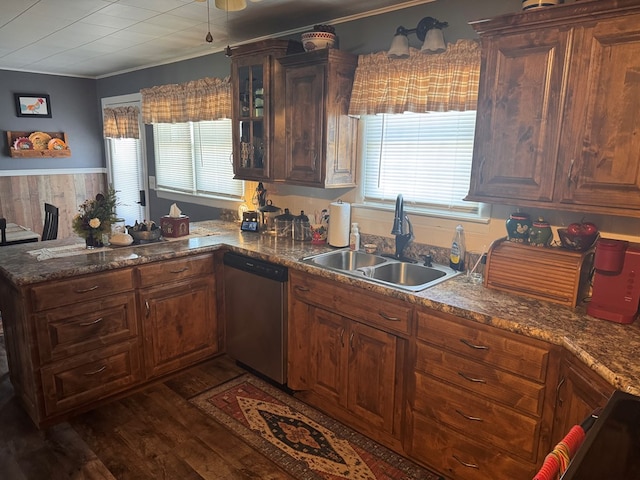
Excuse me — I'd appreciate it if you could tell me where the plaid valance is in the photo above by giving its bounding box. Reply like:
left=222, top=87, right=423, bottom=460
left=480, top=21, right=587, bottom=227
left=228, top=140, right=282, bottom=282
left=141, top=76, right=232, bottom=124
left=103, top=106, right=140, bottom=139
left=348, top=39, right=481, bottom=115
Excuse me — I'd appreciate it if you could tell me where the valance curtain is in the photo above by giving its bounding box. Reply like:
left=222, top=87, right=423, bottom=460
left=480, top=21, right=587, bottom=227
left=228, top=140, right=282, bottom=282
left=140, top=77, right=231, bottom=124
left=103, top=106, right=140, bottom=139
left=348, top=39, right=481, bottom=115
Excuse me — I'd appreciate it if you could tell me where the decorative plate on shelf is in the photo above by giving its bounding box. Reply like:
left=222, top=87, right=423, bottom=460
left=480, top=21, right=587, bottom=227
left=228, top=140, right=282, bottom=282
left=47, top=138, right=67, bottom=150
left=13, top=137, right=33, bottom=150
left=28, top=132, right=52, bottom=150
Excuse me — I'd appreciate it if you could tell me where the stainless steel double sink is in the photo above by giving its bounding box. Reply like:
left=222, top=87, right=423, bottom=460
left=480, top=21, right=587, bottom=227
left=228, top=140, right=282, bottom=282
left=301, top=249, right=460, bottom=292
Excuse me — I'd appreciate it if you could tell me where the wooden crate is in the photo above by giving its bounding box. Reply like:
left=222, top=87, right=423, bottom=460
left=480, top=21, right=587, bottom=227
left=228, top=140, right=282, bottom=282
left=485, top=237, right=594, bottom=307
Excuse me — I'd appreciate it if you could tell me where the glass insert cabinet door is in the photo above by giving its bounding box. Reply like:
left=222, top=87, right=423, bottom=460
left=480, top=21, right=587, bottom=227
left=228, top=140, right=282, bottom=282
left=233, top=57, right=270, bottom=181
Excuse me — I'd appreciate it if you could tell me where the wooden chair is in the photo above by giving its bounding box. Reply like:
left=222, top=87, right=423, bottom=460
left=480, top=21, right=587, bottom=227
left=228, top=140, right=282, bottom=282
left=0, top=218, right=6, bottom=245
left=42, top=203, right=59, bottom=241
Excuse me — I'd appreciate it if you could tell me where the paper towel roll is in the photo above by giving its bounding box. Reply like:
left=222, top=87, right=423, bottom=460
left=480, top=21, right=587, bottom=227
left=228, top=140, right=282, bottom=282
left=328, top=201, right=350, bottom=247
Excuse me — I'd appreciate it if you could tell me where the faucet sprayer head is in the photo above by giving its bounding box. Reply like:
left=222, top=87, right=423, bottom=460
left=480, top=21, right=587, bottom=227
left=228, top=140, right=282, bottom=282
left=391, top=194, right=404, bottom=235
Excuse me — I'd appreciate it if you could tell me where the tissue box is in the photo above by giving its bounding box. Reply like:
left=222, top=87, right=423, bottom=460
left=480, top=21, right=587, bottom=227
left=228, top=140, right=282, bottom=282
left=160, top=215, right=189, bottom=237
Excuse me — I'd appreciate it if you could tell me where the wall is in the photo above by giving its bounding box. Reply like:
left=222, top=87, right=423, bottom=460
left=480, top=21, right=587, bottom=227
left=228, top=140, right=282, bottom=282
left=0, top=71, right=103, bottom=170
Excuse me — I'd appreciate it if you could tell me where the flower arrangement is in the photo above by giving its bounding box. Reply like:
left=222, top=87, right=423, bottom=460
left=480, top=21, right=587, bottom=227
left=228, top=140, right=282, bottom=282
left=72, top=188, right=119, bottom=244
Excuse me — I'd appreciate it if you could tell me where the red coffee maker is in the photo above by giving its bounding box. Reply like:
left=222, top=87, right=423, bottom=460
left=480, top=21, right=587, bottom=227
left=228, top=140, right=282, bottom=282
left=587, top=238, right=640, bottom=324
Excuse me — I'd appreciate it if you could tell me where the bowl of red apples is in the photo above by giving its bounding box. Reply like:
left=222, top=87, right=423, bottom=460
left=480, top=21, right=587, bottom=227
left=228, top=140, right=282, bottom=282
left=558, top=221, right=599, bottom=251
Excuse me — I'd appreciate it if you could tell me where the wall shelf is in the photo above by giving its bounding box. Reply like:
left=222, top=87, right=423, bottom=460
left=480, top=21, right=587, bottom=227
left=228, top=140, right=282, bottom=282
left=6, top=131, right=71, bottom=158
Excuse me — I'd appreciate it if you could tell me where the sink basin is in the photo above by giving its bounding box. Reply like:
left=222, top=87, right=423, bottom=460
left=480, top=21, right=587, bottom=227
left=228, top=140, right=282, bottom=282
left=302, top=249, right=459, bottom=291
left=305, top=250, right=386, bottom=271
left=366, top=262, right=447, bottom=286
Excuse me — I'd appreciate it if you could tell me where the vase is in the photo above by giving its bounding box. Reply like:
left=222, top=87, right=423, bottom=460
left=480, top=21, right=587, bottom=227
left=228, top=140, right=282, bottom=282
left=85, top=231, right=104, bottom=249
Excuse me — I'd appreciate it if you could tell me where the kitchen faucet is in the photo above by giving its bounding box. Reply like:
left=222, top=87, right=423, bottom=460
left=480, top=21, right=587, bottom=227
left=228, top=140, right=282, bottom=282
left=389, top=194, right=414, bottom=262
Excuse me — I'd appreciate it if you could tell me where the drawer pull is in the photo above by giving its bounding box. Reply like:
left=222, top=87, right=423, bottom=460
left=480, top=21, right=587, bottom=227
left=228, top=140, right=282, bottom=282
left=74, top=285, right=99, bottom=294
left=295, top=285, right=310, bottom=292
left=169, top=267, right=189, bottom=274
left=79, top=317, right=103, bottom=327
left=456, top=409, right=483, bottom=422
left=453, top=454, right=479, bottom=469
left=84, top=365, right=106, bottom=376
left=460, top=338, right=489, bottom=350
left=458, top=372, right=486, bottom=384
left=378, top=311, right=400, bottom=322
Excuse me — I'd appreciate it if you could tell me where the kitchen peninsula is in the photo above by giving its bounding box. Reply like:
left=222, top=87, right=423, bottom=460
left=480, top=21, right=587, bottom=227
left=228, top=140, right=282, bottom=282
left=1, top=220, right=639, bottom=478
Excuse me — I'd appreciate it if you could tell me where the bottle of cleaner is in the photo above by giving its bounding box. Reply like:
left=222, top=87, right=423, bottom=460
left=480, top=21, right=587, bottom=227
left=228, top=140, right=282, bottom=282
left=349, top=223, right=360, bottom=251
left=450, top=224, right=466, bottom=271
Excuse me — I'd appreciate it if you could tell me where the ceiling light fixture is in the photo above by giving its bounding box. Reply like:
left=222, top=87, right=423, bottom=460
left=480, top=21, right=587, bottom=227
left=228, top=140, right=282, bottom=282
left=205, top=0, right=213, bottom=43
left=215, top=0, right=246, bottom=11
left=388, top=16, right=448, bottom=59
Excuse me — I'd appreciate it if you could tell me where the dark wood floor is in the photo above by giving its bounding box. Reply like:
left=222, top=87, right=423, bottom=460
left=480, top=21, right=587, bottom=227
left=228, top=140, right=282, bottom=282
left=0, top=341, right=297, bottom=479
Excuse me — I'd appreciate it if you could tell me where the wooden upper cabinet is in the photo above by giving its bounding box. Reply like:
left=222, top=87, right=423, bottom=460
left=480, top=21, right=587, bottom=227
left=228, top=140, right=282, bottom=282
left=230, top=40, right=301, bottom=182
left=278, top=49, right=358, bottom=188
left=468, top=28, right=570, bottom=202
left=467, top=0, right=640, bottom=217
left=556, top=12, right=640, bottom=210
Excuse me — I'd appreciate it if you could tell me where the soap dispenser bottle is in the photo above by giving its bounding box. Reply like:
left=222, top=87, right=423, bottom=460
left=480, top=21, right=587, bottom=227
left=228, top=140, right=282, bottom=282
left=450, top=224, right=466, bottom=271
left=349, top=223, right=360, bottom=251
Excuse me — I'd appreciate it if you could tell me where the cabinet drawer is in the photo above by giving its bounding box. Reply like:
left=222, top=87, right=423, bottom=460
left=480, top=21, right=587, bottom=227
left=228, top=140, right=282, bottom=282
left=31, top=269, right=134, bottom=312
left=136, top=254, right=214, bottom=287
left=414, top=372, right=541, bottom=461
left=40, top=339, right=142, bottom=416
left=417, top=309, right=549, bottom=382
left=415, top=341, right=545, bottom=416
left=409, top=412, right=535, bottom=480
left=290, top=271, right=412, bottom=335
left=35, top=293, right=138, bottom=363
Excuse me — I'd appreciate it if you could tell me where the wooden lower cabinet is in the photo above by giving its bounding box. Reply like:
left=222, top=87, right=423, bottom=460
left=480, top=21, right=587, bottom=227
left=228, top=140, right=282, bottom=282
left=309, top=307, right=398, bottom=433
left=551, top=353, right=615, bottom=446
left=407, top=307, right=561, bottom=479
left=1, top=253, right=220, bottom=427
left=137, top=254, right=219, bottom=378
left=288, top=270, right=408, bottom=449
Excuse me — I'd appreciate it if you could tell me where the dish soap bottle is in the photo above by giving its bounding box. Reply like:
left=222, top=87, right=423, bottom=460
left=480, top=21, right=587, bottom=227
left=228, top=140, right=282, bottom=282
left=349, top=223, right=360, bottom=251
left=450, top=224, right=466, bottom=271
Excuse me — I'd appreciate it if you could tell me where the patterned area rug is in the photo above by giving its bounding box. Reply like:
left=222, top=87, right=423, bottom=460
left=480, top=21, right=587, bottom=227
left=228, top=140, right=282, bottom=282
left=190, top=374, right=443, bottom=480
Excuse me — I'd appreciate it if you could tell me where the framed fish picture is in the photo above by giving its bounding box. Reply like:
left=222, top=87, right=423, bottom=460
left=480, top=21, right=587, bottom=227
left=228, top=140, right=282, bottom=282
left=14, top=93, right=52, bottom=118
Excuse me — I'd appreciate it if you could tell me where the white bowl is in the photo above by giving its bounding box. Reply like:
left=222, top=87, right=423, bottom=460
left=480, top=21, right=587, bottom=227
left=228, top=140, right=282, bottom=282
left=301, top=32, right=336, bottom=51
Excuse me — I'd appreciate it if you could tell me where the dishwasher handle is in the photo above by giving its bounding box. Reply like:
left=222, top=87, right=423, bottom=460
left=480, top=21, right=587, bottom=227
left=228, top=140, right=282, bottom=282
left=223, top=252, right=288, bottom=282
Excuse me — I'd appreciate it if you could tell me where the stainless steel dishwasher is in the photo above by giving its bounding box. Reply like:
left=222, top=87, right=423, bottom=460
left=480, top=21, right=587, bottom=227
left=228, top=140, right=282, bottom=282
left=223, top=252, right=288, bottom=384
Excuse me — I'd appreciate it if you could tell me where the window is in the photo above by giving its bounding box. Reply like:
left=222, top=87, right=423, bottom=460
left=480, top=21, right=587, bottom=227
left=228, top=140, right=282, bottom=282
left=360, top=111, right=479, bottom=217
left=153, top=120, right=243, bottom=200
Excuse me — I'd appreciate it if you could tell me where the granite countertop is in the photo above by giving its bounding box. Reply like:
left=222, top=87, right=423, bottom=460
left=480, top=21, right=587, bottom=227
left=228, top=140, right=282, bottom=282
left=1, top=220, right=638, bottom=396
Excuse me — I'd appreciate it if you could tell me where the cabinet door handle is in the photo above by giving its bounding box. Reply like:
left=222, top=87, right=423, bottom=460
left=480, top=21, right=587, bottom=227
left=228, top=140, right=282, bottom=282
left=453, top=454, right=479, bottom=469
left=84, top=365, right=106, bottom=376
left=340, top=328, right=345, bottom=347
left=349, top=332, right=354, bottom=351
left=567, top=158, right=574, bottom=185
left=169, top=267, right=189, bottom=274
left=456, top=409, right=483, bottom=422
left=145, top=300, right=150, bottom=317
left=460, top=339, right=489, bottom=350
left=378, top=311, right=400, bottom=321
left=458, top=372, right=487, bottom=384
left=74, top=285, right=99, bottom=294
left=556, top=376, right=566, bottom=407
left=79, top=317, right=103, bottom=327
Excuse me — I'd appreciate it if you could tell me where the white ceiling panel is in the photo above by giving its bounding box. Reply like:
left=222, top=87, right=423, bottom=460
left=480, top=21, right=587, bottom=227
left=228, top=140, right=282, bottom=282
left=0, top=0, right=435, bottom=78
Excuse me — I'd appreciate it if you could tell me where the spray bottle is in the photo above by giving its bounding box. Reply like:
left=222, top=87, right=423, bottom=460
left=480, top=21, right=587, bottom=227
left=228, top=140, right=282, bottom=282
left=450, top=224, right=466, bottom=271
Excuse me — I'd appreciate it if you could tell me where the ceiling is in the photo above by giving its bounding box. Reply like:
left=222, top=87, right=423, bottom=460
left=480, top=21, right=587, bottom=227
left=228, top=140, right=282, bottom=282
left=0, top=0, right=430, bottom=79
